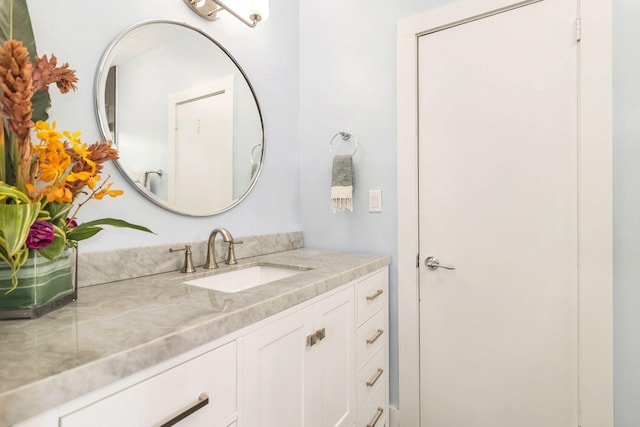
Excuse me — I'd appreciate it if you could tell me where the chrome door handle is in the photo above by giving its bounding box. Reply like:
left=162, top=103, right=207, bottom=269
left=425, top=256, right=456, bottom=271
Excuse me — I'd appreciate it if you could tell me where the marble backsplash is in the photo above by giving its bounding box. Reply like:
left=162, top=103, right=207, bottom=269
left=76, top=231, right=304, bottom=287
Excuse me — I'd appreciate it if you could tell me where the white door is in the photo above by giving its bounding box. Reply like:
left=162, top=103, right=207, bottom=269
left=418, top=1, right=578, bottom=425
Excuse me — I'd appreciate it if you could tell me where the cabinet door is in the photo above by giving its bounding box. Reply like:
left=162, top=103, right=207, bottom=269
left=312, top=287, right=356, bottom=427
left=241, top=307, right=313, bottom=427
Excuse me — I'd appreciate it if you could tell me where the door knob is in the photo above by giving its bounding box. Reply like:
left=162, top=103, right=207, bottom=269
left=425, top=256, right=456, bottom=271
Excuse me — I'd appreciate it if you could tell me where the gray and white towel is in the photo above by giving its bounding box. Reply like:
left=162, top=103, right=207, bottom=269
left=331, top=155, right=354, bottom=213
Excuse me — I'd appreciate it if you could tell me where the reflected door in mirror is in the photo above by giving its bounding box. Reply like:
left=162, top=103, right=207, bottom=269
left=169, top=77, right=234, bottom=214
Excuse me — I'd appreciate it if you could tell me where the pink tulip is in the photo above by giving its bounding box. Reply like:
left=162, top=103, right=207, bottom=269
left=26, top=220, right=55, bottom=249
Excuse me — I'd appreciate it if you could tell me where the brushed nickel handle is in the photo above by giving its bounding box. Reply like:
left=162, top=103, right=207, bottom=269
left=366, top=407, right=384, bottom=427
left=366, top=368, right=384, bottom=388
left=307, top=333, right=318, bottom=347
left=160, top=393, right=209, bottom=427
left=425, top=256, right=456, bottom=271
left=366, top=329, right=384, bottom=345
left=169, top=245, right=196, bottom=273
left=315, top=327, right=326, bottom=342
left=366, top=289, right=384, bottom=301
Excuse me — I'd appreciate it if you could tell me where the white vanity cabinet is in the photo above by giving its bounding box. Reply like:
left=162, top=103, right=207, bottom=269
left=14, top=266, right=389, bottom=427
left=241, top=285, right=355, bottom=427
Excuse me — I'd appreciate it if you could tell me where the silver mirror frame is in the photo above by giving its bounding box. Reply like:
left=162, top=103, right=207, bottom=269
left=94, top=19, right=265, bottom=216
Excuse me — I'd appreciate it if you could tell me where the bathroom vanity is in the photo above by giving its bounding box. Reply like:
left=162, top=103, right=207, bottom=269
left=0, top=248, right=390, bottom=427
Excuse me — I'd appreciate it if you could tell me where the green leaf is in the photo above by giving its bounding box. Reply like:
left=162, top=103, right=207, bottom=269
left=66, top=218, right=153, bottom=243
left=45, top=202, right=73, bottom=222
left=0, top=242, right=28, bottom=293
left=79, top=218, right=154, bottom=234
left=66, top=224, right=103, bottom=242
left=31, top=88, right=51, bottom=124
left=0, top=202, right=39, bottom=256
left=0, top=181, right=31, bottom=203
left=36, top=223, right=66, bottom=260
left=3, top=125, right=16, bottom=187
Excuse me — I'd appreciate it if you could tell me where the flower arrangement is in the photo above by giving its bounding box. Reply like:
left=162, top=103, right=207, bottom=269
left=0, top=22, right=151, bottom=293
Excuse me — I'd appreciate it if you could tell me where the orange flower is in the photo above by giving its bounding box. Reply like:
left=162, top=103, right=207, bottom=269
left=66, top=171, right=92, bottom=182
left=24, top=183, right=43, bottom=202
left=93, top=182, right=123, bottom=200
left=66, top=171, right=101, bottom=190
left=45, top=183, right=73, bottom=203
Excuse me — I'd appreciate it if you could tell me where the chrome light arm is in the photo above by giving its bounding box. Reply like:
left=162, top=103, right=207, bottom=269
left=183, top=0, right=263, bottom=27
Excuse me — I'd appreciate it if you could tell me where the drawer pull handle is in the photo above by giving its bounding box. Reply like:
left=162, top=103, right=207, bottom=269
left=366, top=329, right=384, bottom=345
left=366, top=407, right=385, bottom=427
left=366, top=368, right=384, bottom=387
left=366, top=289, right=384, bottom=301
left=316, top=327, right=326, bottom=342
left=160, top=393, right=209, bottom=427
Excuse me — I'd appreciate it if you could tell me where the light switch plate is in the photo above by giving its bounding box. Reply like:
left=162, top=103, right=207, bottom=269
left=369, top=189, right=382, bottom=212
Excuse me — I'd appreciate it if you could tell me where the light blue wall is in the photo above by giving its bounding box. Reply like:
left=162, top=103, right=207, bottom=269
left=613, top=1, right=640, bottom=425
left=25, top=0, right=634, bottom=420
left=299, top=0, right=455, bottom=407
left=27, top=0, right=302, bottom=252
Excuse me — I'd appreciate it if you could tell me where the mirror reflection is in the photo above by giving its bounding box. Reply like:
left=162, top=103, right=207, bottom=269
left=95, top=20, right=264, bottom=216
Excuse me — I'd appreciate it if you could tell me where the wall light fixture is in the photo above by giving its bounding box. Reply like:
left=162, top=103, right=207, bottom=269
left=182, top=0, right=269, bottom=27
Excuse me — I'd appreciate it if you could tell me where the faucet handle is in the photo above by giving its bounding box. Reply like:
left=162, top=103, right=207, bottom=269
left=169, top=245, right=196, bottom=273
left=225, top=240, right=243, bottom=266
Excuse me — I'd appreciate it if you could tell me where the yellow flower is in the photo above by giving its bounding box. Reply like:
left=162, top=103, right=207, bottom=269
left=35, top=120, right=63, bottom=144
left=63, top=130, right=81, bottom=142
left=93, top=182, right=123, bottom=200
left=66, top=130, right=92, bottom=159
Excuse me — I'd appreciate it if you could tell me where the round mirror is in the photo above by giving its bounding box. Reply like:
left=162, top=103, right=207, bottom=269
left=95, top=20, right=264, bottom=216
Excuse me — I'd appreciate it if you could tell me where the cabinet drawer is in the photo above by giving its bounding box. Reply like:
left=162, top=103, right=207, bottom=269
left=357, top=308, right=387, bottom=367
left=356, top=270, right=387, bottom=327
left=60, top=341, right=237, bottom=427
left=356, top=345, right=387, bottom=412
left=356, top=381, right=387, bottom=427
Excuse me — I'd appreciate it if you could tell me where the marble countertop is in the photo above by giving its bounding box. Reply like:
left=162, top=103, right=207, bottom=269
left=0, top=248, right=390, bottom=425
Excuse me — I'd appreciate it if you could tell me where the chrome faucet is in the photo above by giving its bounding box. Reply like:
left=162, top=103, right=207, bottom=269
left=204, top=228, right=242, bottom=269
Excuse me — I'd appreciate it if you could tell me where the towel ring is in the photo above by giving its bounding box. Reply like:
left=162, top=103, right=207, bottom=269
left=250, top=144, right=262, bottom=166
left=329, top=129, right=358, bottom=156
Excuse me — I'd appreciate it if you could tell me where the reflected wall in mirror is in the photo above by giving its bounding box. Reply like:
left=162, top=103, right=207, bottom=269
left=95, top=20, right=264, bottom=216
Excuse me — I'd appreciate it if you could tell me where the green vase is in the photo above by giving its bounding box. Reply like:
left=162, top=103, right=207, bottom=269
left=0, top=249, right=77, bottom=319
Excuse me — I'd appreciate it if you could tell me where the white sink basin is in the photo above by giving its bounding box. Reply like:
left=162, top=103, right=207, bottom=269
left=183, top=265, right=306, bottom=293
